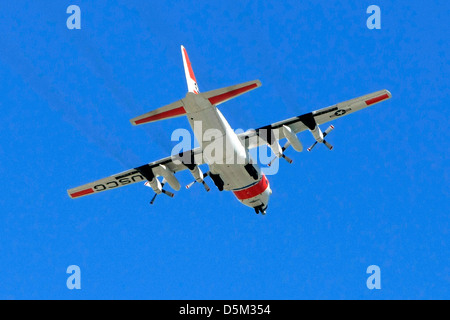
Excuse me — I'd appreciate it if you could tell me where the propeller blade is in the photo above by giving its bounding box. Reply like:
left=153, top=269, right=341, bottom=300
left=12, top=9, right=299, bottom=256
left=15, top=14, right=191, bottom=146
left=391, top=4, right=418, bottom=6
left=186, top=180, right=196, bottom=189
left=308, top=125, right=334, bottom=151
left=281, top=141, right=291, bottom=152
left=281, top=154, right=293, bottom=164
left=150, top=193, right=158, bottom=205
left=162, top=190, right=174, bottom=197
left=323, top=140, right=333, bottom=150
left=185, top=172, right=210, bottom=191
left=307, top=141, right=319, bottom=152
left=268, top=141, right=292, bottom=166
left=324, top=125, right=334, bottom=135
left=201, top=181, right=211, bottom=192
left=267, top=157, right=277, bottom=167
left=149, top=179, right=175, bottom=204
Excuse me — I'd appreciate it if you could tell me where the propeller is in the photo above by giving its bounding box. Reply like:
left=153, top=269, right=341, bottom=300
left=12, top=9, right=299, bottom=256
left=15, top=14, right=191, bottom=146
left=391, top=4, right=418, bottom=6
left=147, top=178, right=174, bottom=205
left=185, top=172, right=210, bottom=192
left=307, top=125, right=334, bottom=152
left=267, top=141, right=294, bottom=167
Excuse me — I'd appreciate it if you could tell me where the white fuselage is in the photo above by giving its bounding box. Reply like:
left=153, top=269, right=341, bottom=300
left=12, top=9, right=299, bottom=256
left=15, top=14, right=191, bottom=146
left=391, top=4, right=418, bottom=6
left=182, top=92, right=272, bottom=211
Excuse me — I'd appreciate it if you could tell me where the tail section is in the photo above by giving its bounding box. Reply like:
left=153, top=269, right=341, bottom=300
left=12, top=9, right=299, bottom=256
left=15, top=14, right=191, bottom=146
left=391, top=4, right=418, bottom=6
left=181, top=45, right=199, bottom=94
left=130, top=45, right=262, bottom=126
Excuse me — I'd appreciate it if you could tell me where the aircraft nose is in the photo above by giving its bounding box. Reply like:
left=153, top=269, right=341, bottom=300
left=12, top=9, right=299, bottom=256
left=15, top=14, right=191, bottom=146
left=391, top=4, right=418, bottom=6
left=256, top=187, right=272, bottom=214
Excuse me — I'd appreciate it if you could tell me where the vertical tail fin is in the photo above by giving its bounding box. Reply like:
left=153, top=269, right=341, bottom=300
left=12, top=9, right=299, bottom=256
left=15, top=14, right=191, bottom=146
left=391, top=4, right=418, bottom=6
left=181, top=45, right=199, bottom=94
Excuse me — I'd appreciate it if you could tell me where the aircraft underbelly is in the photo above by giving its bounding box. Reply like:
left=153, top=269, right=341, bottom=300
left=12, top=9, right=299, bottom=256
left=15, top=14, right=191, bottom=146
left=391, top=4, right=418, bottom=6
left=185, top=95, right=267, bottom=198
left=186, top=102, right=254, bottom=189
left=209, top=163, right=259, bottom=191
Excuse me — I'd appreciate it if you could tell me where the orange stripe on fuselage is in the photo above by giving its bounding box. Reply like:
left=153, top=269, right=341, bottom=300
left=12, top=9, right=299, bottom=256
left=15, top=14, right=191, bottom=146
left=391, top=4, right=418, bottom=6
left=232, top=175, right=269, bottom=200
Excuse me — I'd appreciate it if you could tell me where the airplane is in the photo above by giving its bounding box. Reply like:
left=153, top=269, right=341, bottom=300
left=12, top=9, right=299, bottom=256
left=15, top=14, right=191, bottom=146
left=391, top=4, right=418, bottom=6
left=68, top=45, right=392, bottom=215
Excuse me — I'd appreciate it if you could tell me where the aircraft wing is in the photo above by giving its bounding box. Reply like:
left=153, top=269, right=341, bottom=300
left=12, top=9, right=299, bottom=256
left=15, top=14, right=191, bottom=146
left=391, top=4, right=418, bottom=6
left=238, top=89, right=392, bottom=149
left=67, top=147, right=204, bottom=199
left=69, top=90, right=391, bottom=198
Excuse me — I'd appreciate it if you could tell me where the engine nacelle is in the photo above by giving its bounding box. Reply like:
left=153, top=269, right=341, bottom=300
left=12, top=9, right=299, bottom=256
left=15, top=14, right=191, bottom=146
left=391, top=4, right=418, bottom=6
left=189, top=165, right=204, bottom=183
left=269, top=138, right=283, bottom=157
left=257, top=128, right=282, bottom=157
left=155, top=164, right=181, bottom=191
left=282, top=125, right=303, bottom=152
left=145, top=177, right=163, bottom=194
left=310, top=125, right=324, bottom=143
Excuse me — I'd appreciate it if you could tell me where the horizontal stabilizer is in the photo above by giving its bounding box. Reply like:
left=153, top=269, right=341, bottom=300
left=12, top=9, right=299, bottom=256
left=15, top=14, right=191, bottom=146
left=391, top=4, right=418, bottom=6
left=130, top=99, right=186, bottom=126
left=201, top=80, right=262, bottom=106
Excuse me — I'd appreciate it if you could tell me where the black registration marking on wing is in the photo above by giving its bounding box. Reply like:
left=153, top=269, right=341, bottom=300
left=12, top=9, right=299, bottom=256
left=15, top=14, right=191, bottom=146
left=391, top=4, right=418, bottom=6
left=313, top=106, right=338, bottom=117
left=116, top=158, right=176, bottom=181
left=116, top=171, right=139, bottom=180
left=255, top=125, right=276, bottom=144
left=176, top=150, right=197, bottom=170
left=273, top=112, right=317, bottom=130
left=296, top=113, right=317, bottom=130
left=262, top=107, right=339, bottom=132
left=135, top=165, right=155, bottom=181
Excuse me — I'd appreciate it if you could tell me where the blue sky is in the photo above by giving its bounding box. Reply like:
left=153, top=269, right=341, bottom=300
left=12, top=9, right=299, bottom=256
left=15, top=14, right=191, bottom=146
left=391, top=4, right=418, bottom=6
left=0, top=1, right=448, bottom=299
